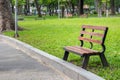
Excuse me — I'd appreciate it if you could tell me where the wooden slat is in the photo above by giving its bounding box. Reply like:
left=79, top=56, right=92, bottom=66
left=75, top=46, right=98, bottom=53
left=65, top=46, right=89, bottom=54
left=82, top=25, right=107, bottom=31
left=80, top=31, right=104, bottom=37
left=79, top=37, right=102, bottom=44
left=64, top=46, right=99, bottom=55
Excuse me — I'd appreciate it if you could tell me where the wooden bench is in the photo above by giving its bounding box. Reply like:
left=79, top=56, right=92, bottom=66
left=63, top=25, right=109, bottom=69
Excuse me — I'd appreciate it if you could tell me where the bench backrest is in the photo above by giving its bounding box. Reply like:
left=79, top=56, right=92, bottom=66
left=79, top=25, right=108, bottom=51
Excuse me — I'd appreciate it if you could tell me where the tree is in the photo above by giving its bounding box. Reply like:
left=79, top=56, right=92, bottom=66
left=34, top=0, right=42, bottom=17
left=94, top=0, right=102, bottom=17
left=110, top=0, right=115, bottom=15
left=78, top=0, right=84, bottom=15
left=11, top=0, right=25, bottom=14
left=0, top=0, right=15, bottom=32
left=24, top=0, right=30, bottom=15
left=115, top=0, right=120, bottom=13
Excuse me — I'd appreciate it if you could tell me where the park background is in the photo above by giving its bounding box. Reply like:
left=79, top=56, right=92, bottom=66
left=0, top=0, right=120, bottom=80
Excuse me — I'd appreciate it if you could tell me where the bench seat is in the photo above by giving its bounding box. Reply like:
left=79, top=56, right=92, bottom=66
left=64, top=46, right=100, bottom=56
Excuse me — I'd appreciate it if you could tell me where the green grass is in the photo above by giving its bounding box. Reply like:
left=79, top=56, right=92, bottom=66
left=4, top=16, right=120, bottom=80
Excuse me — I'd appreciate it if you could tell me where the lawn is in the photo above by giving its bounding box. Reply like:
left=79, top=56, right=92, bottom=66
left=4, top=16, right=120, bottom=80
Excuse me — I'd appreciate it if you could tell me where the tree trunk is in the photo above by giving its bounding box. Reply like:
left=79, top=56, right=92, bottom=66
left=61, top=6, right=65, bottom=18
left=71, top=3, right=75, bottom=14
left=24, top=0, right=30, bottom=15
left=94, top=0, right=98, bottom=12
left=106, top=0, right=109, bottom=17
left=95, top=0, right=102, bottom=17
left=78, top=0, right=84, bottom=16
left=0, top=0, right=15, bottom=32
left=18, top=6, right=23, bottom=15
left=34, top=0, right=42, bottom=17
left=10, top=0, right=14, bottom=13
left=110, top=0, right=115, bottom=15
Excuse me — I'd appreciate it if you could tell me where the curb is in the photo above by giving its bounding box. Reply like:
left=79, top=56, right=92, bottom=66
left=0, top=35, right=104, bottom=80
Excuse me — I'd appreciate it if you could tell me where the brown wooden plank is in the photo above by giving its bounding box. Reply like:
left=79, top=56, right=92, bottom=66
left=64, top=46, right=99, bottom=55
left=80, top=31, right=104, bottom=37
left=65, top=46, right=89, bottom=54
left=82, top=25, right=107, bottom=31
left=79, top=37, right=102, bottom=44
left=74, top=46, right=98, bottom=53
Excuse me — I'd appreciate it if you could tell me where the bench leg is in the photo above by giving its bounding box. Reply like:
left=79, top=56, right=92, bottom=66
left=82, top=55, right=90, bottom=69
left=99, top=53, right=109, bottom=67
left=63, top=51, right=69, bottom=61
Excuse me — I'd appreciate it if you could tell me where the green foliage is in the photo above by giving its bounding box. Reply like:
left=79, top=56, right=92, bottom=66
left=4, top=16, right=120, bottom=80
left=115, top=0, right=120, bottom=7
left=38, top=0, right=46, bottom=5
left=11, top=0, right=26, bottom=6
left=101, top=0, right=110, bottom=3
left=84, top=0, right=94, bottom=5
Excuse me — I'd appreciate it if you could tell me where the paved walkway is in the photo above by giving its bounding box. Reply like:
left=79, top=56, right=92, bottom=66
left=0, top=40, right=71, bottom=80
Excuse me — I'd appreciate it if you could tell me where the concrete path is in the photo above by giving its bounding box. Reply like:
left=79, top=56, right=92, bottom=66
left=0, top=40, right=71, bottom=80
